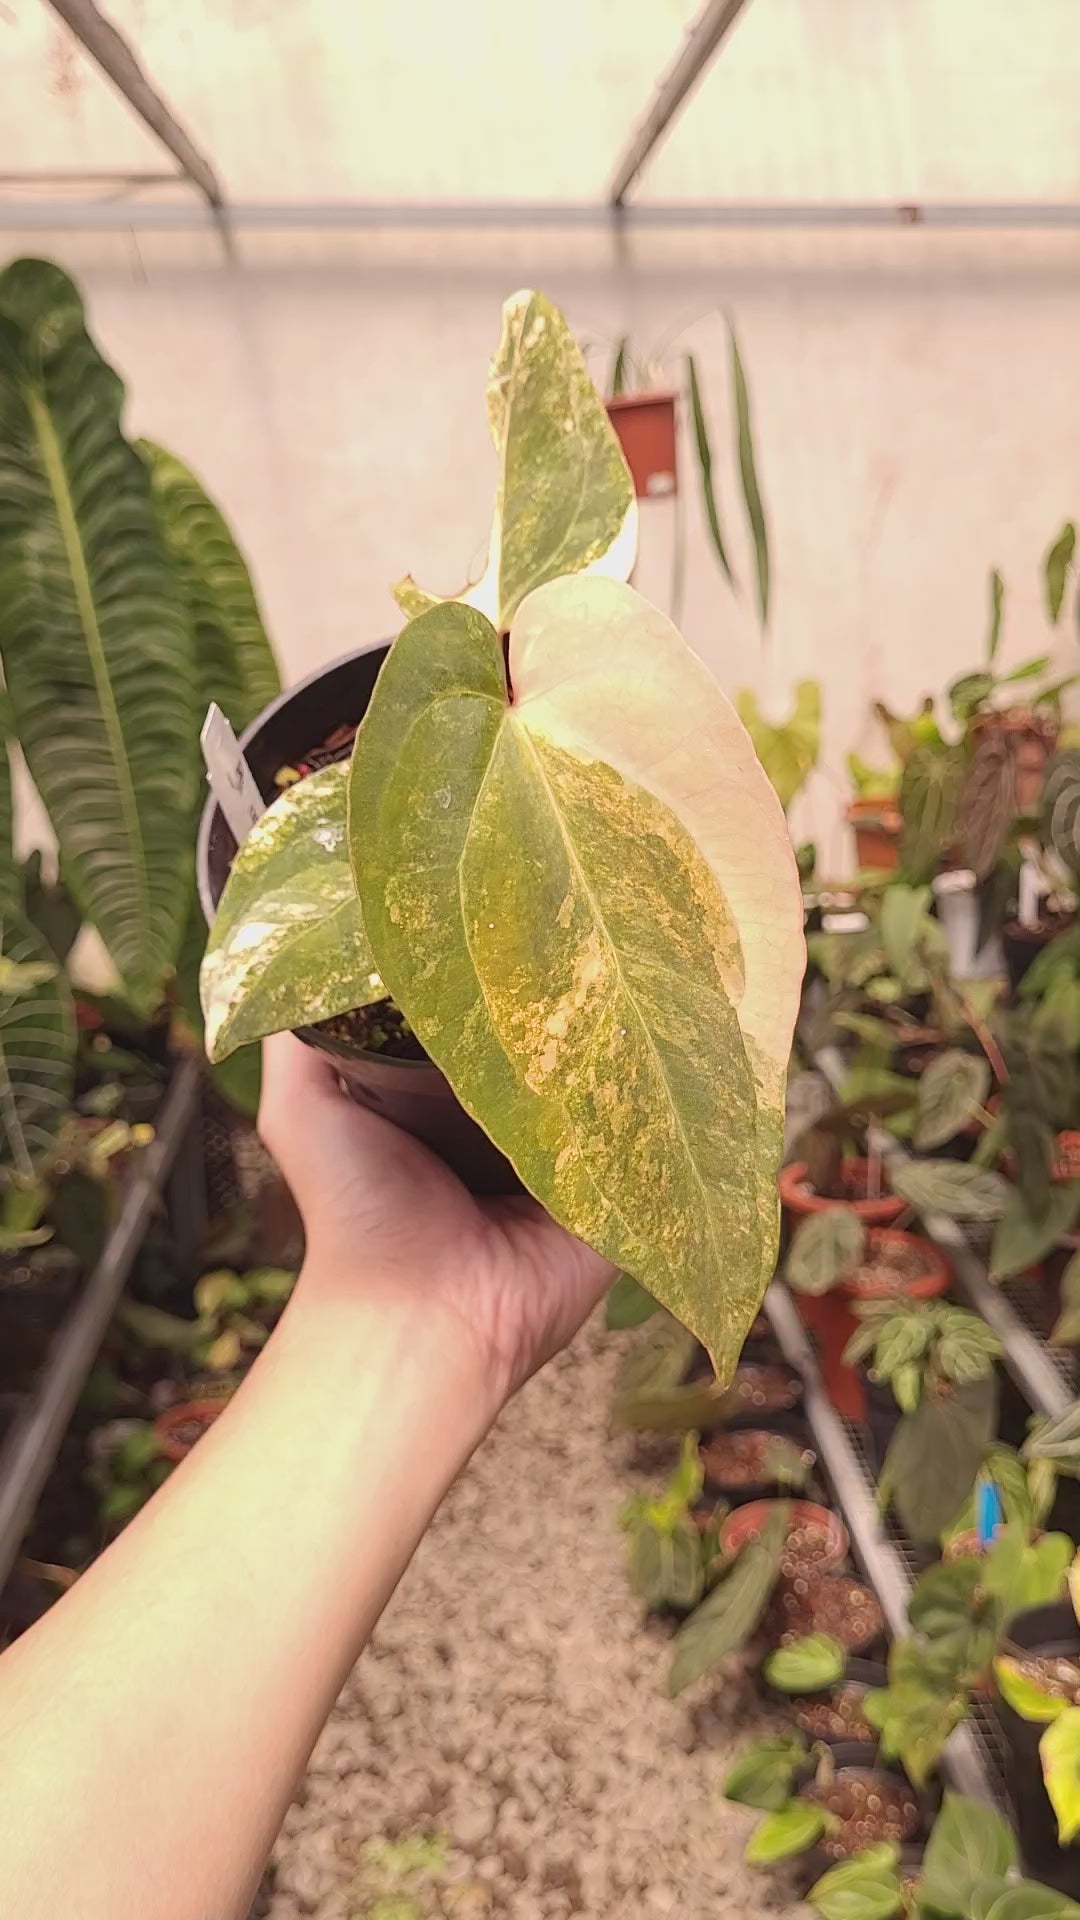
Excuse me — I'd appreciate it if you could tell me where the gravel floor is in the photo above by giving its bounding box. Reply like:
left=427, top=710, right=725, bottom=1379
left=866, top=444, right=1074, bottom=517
left=262, top=1314, right=808, bottom=1920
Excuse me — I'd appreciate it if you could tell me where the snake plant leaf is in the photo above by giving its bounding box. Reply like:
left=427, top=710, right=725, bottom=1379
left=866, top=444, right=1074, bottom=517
left=392, top=290, right=637, bottom=632
left=139, top=440, right=280, bottom=734
left=735, top=681, right=820, bottom=811
left=201, top=763, right=383, bottom=1061
left=351, top=577, right=804, bottom=1378
left=729, top=322, right=770, bottom=627
left=0, top=908, right=75, bottom=1183
left=0, top=258, right=197, bottom=1015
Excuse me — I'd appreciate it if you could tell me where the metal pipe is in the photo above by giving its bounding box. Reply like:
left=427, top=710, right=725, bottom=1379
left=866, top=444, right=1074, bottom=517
left=45, top=0, right=222, bottom=208
left=3, top=197, right=1080, bottom=234
left=610, top=0, right=754, bottom=208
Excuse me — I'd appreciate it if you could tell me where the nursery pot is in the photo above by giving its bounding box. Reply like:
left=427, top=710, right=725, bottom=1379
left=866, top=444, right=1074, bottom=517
left=802, top=1227, right=950, bottom=1422
left=930, top=869, right=1005, bottom=982
left=779, top=1159, right=904, bottom=1230
left=767, top=1570, right=887, bottom=1661
left=799, top=1742, right=924, bottom=1874
left=723, top=1360, right=806, bottom=1436
left=846, top=798, right=902, bottom=873
left=995, top=1600, right=1080, bottom=1896
left=196, top=644, right=520, bottom=1196
left=604, top=391, right=678, bottom=498
left=700, top=1429, right=817, bottom=1507
left=781, top=1658, right=887, bottom=1747
left=720, top=1498, right=849, bottom=1575
left=153, top=1399, right=225, bottom=1464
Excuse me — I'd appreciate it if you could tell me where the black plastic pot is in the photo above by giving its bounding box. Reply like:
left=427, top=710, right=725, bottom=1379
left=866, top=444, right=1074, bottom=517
left=1003, top=917, right=1074, bottom=996
left=195, top=644, right=521, bottom=1196
left=797, top=1741, right=926, bottom=1883
left=996, top=1600, right=1080, bottom=1896
left=700, top=1427, right=818, bottom=1507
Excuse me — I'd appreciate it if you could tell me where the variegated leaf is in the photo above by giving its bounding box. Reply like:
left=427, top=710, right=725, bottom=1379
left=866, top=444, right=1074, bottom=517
left=0, top=909, right=75, bottom=1183
left=0, top=259, right=197, bottom=1014
left=202, top=763, right=383, bottom=1060
left=393, top=291, right=637, bottom=632
left=351, top=577, right=804, bottom=1378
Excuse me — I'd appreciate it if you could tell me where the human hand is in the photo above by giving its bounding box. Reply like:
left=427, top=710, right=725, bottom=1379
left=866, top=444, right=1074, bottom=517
left=259, top=1034, right=614, bottom=1413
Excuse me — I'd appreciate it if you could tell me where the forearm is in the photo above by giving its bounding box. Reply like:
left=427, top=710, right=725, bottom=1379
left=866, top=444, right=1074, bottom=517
left=0, top=1269, right=492, bottom=1920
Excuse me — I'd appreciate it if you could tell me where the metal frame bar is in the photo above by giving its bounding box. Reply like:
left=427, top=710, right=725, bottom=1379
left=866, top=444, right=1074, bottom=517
left=44, top=0, right=221, bottom=208
left=3, top=198, right=1080, bottom=234
left=609, top=0, right=753, bottom=208
left=0, top=1057, right=202, bottom=1592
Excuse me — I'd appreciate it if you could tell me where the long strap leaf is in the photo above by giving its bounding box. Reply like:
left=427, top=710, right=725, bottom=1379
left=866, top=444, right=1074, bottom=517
left=0, top=259, right=197, bottom=1015
left=0, top=909, right=75, bottom=1183
left=729, top=322, right=770, bottom=628
left=685, top=352, right=736, bottom=587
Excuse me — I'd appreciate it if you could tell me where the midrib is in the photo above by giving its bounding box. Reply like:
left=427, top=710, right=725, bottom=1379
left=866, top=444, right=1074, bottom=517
left=26, top=386, right=151, bottom=956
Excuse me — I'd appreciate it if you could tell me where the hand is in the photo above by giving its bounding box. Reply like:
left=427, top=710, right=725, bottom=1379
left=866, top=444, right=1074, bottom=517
left=258, top=1034, right=614, bottom=1412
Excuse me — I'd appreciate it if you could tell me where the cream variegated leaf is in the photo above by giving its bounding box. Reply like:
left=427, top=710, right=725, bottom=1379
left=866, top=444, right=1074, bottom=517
left=201, top=764, right=383, bottom=1061
left=392, top=291, right=637, bottom=632
left=350, top=577, right=804, bottom=1378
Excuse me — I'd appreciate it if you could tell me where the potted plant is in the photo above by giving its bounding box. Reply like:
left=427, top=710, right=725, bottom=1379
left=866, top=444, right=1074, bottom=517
left=604, top=323, right=770, bottom=628
left=619, top=1434, right=717, bottom=1613
left=723, top=1733, right=922, bottom=1870
left=805, top=1790, right=1061, bottom=1920
left=197, top=290, right=805, bottom=1382
left=763, top=1636, right=886, bottom=1749
left=699, top=1427, right=815, bottom=1506
left=994, top=1566, right=1080, bottom=1895
left=842, top=1298, right=1001, bottom=1531
left=846, top=751, right=903, bottom=873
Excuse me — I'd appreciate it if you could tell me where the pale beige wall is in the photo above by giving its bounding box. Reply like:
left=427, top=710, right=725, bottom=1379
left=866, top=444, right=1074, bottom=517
left=7, top=222, right=1077, bottom=876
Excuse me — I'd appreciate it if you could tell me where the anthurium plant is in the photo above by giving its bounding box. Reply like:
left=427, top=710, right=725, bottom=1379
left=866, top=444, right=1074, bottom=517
left=201, top=291, right=804, bottom=1379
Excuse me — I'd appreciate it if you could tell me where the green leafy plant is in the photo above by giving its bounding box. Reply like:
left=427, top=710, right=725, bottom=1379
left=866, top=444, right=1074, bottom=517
left=667, top=1499, right=788, bottom=1695
left=914, top=1048, right=992, bottom=1152
left=736, top=681, right=820, bottom=811
left=889, top=1157, right=1010, bottom=1224
left=763, top=1633, right=846, bottom=1694
left=201, top=291, right=805, bottom=1379
left=620, top=1434, right=713, bottom=1611
left=118, top=1265, right=294, bottom=1374
left=807, top=1841, right=903, bottom=1920
left=86, top=1419, right=170, bottom=1533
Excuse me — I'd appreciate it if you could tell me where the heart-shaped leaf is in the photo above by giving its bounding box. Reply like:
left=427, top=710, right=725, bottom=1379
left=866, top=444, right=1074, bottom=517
left=786, top=1208, right=866, bottom=1297
left=764, top=1633, right=846, bottom=1694
left=352, top=579, right=803, bottom=1377
left=202, top=763, right=383, bottom=1060
left=723, top=1733, right=807, bottom=1810
left=985, top=1885, right=1080, bottom=1920
left=915, top=1049, right=991, bottom=1151
left=735, top=680, right=820, bottom=810
left=879, top=1376, right=997, bottom=1543
left=890, top=1158, right=1010, bottom=1222
left=0, top=259, right=198, bottom=1014
left=394, top=290, right=637, bottom=632
left=994, top=1657, right=1069, bottom=1723
left=668, top=1501, right=787, bottom=1695
left=0, top=910, right=75, bottom=1182
left=991, top=1182, right=1080, bottom=1282
left=920, top=1791, right=1017, bottom=1916
left=1040, top=1705, right=1080, bottom=1844
left=745, top=1801, right=827, bottom=1865
left=808, top=1846, right=903, bottom=1920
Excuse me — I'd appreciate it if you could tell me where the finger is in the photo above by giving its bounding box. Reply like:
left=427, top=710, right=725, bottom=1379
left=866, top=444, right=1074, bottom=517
left=258, top=1033, right=342, bottom=1158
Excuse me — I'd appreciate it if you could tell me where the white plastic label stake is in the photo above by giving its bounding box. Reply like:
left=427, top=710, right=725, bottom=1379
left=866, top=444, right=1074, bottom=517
left=200, top=703, right=264, bottom=844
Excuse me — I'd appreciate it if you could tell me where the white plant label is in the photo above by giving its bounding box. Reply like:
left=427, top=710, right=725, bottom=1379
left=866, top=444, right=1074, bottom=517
left=200, top=703, right=264, bottom=844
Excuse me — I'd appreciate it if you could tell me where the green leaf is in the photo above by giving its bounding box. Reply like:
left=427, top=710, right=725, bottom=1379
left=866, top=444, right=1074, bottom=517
left=987, top=568, right=1005, bottom=664
left=605, top=1272, right=659, bottom=1329
left=994, top=1656, right=1069, bottom=1724
left=736, top=681, right=820, bottom=810
left=1042, top=750, right=1080, bottom=879
left=865, top=1639, right=970, bottom=1786
left=898, top=743, right=965, bottom=883
left=1025, top=1399, right=1080, bottom=1476
left=139, top=440, right=280, bottom=734
left=949, top=670, right=995, bottom=725
left=908, top=1555, right=984, bottom=1640
left=609, top=336, right=629, bottom=397
left=985, top=1885, right=1080, bottom=1920
left=879, top=1376, right=997, bottom=1544
left=0, top=258, right=197, bottom=1015
left=395, top=290, right=636, bottom=632
left=787, top=1208, right=865, bottom=1296
left=0, top=910, right=76, bottom=1183
left=764, top=1634, right=845, bottom=1694
left=1000, top=655, right=1052, bottom=686
left=745, top=1801, right=827, bottom=1865
left=880, top=883, right=931, bottom=979
left=723, top=1733, right=806, bottom=1810
left=920, top=1790, right=1017, bottom=1916
left=729, top=322, right=770, bottom=626
left=1044, top=522, right=1076, bottom=623
left=351, top=580, right=803, bottom=1379
left=626, top=1514, right=704, bottom=1610
left=832, top=1013, right=902, bottom=1050
left=890, top=1157, right=1010, bottom=1222
left=958, top=731, right=1018, bottom=881
left=970, top=1879, right=1013, bottom=1920
left=685, top=351, right=735, bottom=588
left=1040, top=1705, right=1080, bottom=1844
left=1051, top=1249, right=1080, bottom=1346
left=991, top=1182, right=1080, bottom=1282
left=984, top=1528, right=1072, bottom=1619
left=201, top=763, right=383, bottom=1061
left=808, top=1847, right=903, bottom=1920
left=668, top=1502, right=787, bottom=1694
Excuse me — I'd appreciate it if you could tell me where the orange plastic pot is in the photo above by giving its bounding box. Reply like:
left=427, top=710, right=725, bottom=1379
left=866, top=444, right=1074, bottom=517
left=779, top=1159, right=905, bottom=1229
left=788, top=1227, right=951, bottom=1420
left=846, top=798, right=902, bottom=872
left=605, top=392, right=678, bottom=498
left=720, top=1498, right=849, bottom=1573
left=153, top=1399, right=225, bottom=1464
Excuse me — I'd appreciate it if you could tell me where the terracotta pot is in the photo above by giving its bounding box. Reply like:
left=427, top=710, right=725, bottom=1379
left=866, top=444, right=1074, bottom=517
left=605, top=391, right=678, bottom=498
left=971, top=708, right=1057, bottom=814
left=720, top=1497, right=849, bottom=1573
left=779, top=1158, right=905, bottom=1229
left=846, top=797, right=902, bottom=872
left=793, top=1227, right=950, bottom=1420
left=153, top=1399, right=225, bottom=1464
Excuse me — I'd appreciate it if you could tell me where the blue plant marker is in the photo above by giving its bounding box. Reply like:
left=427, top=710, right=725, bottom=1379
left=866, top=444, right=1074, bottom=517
left=976, top=1477, right=1003, bottom=1548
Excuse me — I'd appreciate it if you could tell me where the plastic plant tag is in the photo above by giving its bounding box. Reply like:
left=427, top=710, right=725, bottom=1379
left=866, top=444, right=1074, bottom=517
left=977, top=1477, right=1003, bottom=1548
left=200, top=703, right=264, bottom=845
